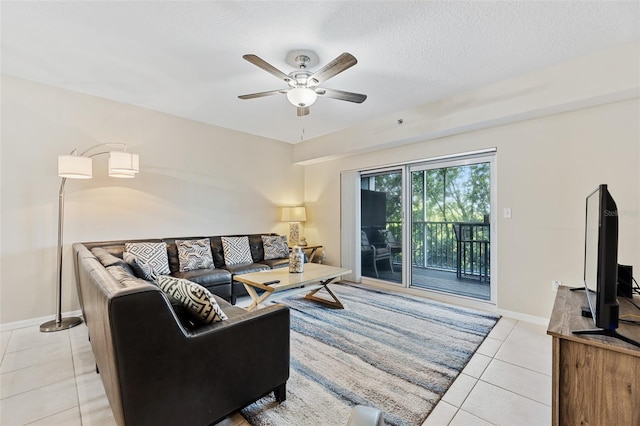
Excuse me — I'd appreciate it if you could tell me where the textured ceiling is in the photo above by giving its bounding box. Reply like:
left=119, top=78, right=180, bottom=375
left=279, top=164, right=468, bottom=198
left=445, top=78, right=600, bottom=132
left=2, top=1, right=639, bottom=143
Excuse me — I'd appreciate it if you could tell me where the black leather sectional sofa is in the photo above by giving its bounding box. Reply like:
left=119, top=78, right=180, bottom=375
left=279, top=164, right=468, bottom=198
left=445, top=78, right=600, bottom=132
left=82, top=233, right=289, bottom=304
left=72, top=237, right=291, bottom=425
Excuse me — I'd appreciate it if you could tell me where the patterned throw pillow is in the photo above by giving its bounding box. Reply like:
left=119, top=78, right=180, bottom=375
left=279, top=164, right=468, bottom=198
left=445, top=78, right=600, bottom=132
left=262, top=235, right=289, bottom=260
left=176, top=238, right=214, bottom=272
left=123, top=252, right=158, bottom=281
left=157, top=275, right=227, bottom=323
left=124, top=242, right=170, bottom=275
left=221, top=236, right=253, bottom=265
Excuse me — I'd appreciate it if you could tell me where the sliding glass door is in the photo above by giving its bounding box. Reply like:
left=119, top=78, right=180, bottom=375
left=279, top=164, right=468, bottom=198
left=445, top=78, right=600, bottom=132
left=360, top=170, right=403, bottom=283
left=410, top=159, right=492, bottom=300
left=355, top=152, right=495, bottom=302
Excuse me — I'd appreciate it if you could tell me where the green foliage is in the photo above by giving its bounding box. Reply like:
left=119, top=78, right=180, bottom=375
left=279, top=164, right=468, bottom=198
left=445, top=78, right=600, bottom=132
left=413, top=163, right=490, bottom=223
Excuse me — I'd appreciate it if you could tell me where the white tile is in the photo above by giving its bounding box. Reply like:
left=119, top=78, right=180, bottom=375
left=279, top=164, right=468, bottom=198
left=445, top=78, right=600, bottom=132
left=461, top=381, right=551, bottom=426
left=462, top=352, right=492, bottom=379
left=6, top=326, right=70, bottom=353
left=487, top=318, right=517, bottom=341
left=69, top=325, right=91, bottom=354
left=0, top=340, right=72, bottom=374
left=0, top=377, right=79, bottom=425
left=0, top=356, right=75, bottom=399
left=480, top=359, right=551, bottom=406
left=423, top=401, right=458, bottom=426
left=449, top=409, right=494, bottom=425
left=495, top=317, right=518, bottom=328
left=75, top=371, right=116, bottom=426
left=476, top=337, right=502, bottom=357
left=27, top=407, right=82, bottom=426
left=441, top=373, right=477, bottom=407
left=494, top=324, right=552, bottom=377
left=72, top=344, right=98, bottom=376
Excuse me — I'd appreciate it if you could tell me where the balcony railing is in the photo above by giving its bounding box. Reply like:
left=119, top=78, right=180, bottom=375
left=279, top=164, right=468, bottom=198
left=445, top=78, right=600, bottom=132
left=384, top=221, right=490, bottom=282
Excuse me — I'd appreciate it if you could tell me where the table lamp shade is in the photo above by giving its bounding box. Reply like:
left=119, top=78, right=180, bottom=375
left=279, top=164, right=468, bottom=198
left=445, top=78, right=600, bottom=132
left=281, top=206, right=307, bottom=222
left=58, top=155, right=93, bottom=179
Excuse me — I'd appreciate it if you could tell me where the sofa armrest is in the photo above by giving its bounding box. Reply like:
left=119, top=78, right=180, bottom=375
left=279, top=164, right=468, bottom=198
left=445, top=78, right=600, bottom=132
left=109, top=290, right=290, bottom=426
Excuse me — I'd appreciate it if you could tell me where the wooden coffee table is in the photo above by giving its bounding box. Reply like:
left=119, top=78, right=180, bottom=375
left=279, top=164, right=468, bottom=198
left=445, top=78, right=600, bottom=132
left=235, top=263, right=351, bottom=311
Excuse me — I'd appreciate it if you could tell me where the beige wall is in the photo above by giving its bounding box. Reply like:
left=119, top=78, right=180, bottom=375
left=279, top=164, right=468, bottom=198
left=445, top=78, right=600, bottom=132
left=0, top=75, right=304, bottom=324
left=303, top=99, right=640, bottom=320
left=2, top=43, right=638, bottom=325
left=299, top=43, right=640, bottom=321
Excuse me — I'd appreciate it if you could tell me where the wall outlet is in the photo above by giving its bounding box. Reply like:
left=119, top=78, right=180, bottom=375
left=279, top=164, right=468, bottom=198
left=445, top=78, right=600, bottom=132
left=551, top=280, right=561, bottom=291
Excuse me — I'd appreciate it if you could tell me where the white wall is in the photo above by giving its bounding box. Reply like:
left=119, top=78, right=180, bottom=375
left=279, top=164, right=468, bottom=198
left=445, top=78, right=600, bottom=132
left=0, top=75, right=304, bottom=324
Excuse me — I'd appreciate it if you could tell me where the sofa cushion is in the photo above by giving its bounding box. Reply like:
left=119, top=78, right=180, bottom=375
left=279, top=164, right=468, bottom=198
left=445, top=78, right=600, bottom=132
left=221, top=236, right=253, bottom=266
left=124, top=242, right=170, bottom=275
left=176, top=238, right=214, bottom=272
left=106, top=265, right=152, bottom=288
left=262, top=235, right=289, bottom=260
left=225, top=262, right=270, bottom=275
left=172, top=267, right=232, bottom=287
left=260, top=258, right=290, bottom=269
left=123, top=252, right=158, bottom=281
left=91, top=247, right=133, bottom=274
left=157, top=275, right=227, bottom=323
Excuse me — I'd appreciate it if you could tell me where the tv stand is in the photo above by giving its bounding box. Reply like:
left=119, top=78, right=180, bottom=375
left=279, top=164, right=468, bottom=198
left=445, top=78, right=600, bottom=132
left=572, top=327, right=640, bottom=348
left=547, top=286, right=640, bottom=425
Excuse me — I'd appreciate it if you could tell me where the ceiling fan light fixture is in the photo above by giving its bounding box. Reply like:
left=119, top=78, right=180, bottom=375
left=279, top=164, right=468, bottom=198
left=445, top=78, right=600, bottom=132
left=287, top=87, right=317, bottom=107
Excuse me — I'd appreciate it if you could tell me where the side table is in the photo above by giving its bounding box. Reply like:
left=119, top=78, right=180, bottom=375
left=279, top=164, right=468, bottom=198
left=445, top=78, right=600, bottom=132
left=289, top=245, right=323, bottom=262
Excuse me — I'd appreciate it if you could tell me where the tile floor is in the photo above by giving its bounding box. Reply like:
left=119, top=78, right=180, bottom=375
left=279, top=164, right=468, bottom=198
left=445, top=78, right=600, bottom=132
left=0, top=309, right=551, bottom=425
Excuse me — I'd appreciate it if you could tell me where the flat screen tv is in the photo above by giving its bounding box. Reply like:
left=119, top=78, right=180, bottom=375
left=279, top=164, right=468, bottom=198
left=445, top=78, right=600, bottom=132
left=573, top=184, right=639, bottom=347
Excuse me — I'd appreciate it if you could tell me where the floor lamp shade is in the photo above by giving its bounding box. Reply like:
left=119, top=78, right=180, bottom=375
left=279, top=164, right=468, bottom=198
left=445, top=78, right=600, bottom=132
left=108, top=151, right=139, bottom=178
left=58, top=155, right=92, bottom=179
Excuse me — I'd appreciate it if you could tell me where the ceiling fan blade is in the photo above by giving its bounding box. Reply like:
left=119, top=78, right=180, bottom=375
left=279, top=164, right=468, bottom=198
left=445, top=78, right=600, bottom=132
left=243, top=54, right=292, bottom=83
left=316, top=88, right=367, bottom=103
left=308, top=52, right=357, bottom=85
left=297, top=106, right=310, bottom=117
left=238, top=89, right=287, bottom=100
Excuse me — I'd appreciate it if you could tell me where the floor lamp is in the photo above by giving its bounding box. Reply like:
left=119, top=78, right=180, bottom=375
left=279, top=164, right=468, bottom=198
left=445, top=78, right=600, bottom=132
left=40, top=143, right=140, bottom=332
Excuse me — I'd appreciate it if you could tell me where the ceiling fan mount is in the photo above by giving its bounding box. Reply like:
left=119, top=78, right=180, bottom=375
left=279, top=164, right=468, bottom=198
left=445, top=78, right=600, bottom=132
left=293, top=54, right=312, bottom=69
left=239, top=50, right=367, bottom=116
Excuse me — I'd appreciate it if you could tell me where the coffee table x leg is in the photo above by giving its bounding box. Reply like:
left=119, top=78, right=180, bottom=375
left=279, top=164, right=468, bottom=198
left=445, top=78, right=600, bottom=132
left=243, top=285, right=272, bottom=311
left=304, top=277, right=344, bottom=309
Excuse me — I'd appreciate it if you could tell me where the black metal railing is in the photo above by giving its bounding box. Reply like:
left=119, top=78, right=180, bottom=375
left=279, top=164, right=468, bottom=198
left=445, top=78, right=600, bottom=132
left=383, top=221, right=490, bottom=282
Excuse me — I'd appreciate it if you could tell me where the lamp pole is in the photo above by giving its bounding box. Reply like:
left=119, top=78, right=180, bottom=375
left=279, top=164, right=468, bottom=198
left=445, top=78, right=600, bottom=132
left=40, top=177, right=83, bottom=332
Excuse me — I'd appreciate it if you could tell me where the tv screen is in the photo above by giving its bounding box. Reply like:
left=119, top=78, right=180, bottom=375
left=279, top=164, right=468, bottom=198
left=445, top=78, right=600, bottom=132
left=583, top=184, right=619, bottom=330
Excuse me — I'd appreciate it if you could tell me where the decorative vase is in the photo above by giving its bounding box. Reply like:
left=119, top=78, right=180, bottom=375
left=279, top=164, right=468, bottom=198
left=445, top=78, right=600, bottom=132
left=289, top=246, right=304, bottom=273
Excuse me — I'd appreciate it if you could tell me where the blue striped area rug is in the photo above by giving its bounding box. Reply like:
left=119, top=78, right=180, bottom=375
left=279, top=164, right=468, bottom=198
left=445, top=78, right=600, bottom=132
left=241, top=283, right=499, bottom=426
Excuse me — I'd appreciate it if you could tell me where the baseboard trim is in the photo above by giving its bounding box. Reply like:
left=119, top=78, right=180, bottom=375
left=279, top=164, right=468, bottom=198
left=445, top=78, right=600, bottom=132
left=0, top=310, right=84, bottom=332
left=496, top=308, right=549, bottom=326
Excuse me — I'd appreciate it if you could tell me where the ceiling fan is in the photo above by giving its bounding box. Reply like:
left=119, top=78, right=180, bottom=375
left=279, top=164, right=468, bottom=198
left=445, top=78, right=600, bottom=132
left=238, top=51, right=367, bottom=116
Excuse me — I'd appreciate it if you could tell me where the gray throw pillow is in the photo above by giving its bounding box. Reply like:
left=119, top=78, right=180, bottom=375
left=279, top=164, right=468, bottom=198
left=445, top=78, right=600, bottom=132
left=262, top=235, right=289, bottom=260
left=124, top=242, right=170, bottom=275
left=221, top=236, right=253, bottom=265
left=123, top=252, right=158, bottom=281
left=176, top=238, right=214, bottom=272
left=157, top=275, right=227, bottom=323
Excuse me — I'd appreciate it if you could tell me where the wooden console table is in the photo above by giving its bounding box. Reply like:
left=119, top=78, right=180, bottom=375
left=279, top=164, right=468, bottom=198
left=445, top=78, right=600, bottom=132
left=547, top=286, right=640, bottom=426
